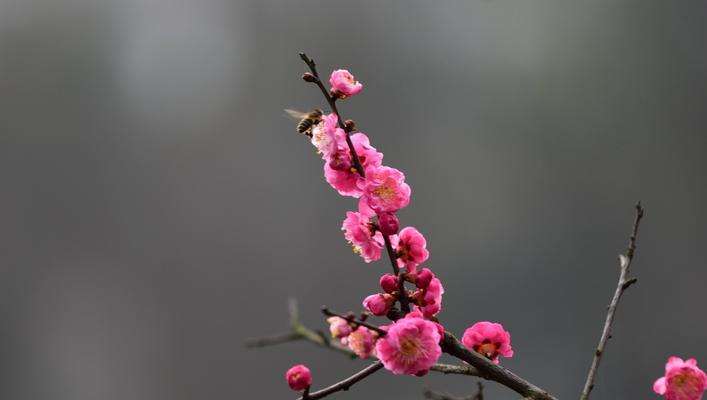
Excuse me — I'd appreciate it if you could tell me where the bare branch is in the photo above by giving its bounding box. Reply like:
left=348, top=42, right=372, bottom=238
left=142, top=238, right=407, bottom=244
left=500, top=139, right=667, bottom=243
left=296, top=361, right=384, bottom=400
left=580, top=202, right=645, bottom=400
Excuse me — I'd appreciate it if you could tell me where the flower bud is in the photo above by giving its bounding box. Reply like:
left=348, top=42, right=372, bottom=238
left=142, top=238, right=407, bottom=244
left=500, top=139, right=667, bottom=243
left=285, top=364, right=311, bottom=391
left=363, top=293, right=394, bottom=316
left=301, top=72, right=316, bottom=82
left=327, top=316, right=352, bottom=338
left=344, top=119, right=356, bottom=132
left=379, top=273, right=399, bottom=294
left=415, top=268, right=433, bottom=289
left=329, top=69, right=362, bottom=98
left=378, top=212, right=399, bottom=236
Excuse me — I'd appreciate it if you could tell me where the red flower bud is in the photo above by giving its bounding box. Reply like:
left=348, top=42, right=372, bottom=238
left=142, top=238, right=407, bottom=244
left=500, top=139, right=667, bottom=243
left=378, top=213, right=399, bottom=236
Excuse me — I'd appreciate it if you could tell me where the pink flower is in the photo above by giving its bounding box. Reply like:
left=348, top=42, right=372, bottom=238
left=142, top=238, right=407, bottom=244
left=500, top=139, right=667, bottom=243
left=342, top=211, right=384, bottom=263
left=375, top=314, right=442, bottom=376
left=311, top=113, right=345, bottom=159
left=415, top=268, right=434, bottom=289
left=329, top=69, right=362, bottom=98
left=363, top=293, right=395, bottom=316
left=327, top=316, right=352, bottom=339
left=380, top=273, right=399, bottom=294
left=361, top=166, right=411, bottom=214
left=394, top=227, right=429, bottom=272
left=462, top=322, right=513, bottom=364
left=344, top=326, right=377, bottom=359
left=324, top=133, right=383, bottom=197
left=654, top=357, right=706, bottom=400
left=419, top=277, right=444, bottom=318
left=285, top=364, right=311, bottom=391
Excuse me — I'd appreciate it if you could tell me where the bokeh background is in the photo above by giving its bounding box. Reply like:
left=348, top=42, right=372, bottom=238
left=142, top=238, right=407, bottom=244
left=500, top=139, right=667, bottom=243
left=2, top=1, right=706, bottom=399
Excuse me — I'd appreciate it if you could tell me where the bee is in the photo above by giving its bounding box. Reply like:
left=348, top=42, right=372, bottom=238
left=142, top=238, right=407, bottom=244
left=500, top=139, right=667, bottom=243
left=285, top=108, right=323, bottom=137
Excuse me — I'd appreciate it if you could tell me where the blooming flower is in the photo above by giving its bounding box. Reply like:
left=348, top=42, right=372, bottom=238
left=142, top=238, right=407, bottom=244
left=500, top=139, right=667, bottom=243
left=462, top=321, right=513, bottom=364
left=285, top=364, right=311, bottom=391
left=393, top=227, right=429, bottom=272
left=342, top=210, right=384, bottom=263
left=653, top=357, right=706, bottom=400
left=344, top=326, right=377, bottom=359
left=363, top=293, right=395, bottom=316
left=361, top=166, right=411, bottom=214
left=327, top=316, right=352, bottom=339
left=375, top=314, right=442, bottom=376
left=329, top=69, right=362, bottom=98
left=311, top=113, right=345, bottom=159
left=324, top=133, right=383, bottom=197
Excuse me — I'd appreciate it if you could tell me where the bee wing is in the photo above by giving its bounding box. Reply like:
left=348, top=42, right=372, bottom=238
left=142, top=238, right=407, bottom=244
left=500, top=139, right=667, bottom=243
left=284, top=108, right=308, bottom=120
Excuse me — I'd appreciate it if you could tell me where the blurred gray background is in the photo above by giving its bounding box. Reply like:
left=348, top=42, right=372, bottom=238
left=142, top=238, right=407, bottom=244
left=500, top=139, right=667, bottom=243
left=1, top=1, right=706, bottom=399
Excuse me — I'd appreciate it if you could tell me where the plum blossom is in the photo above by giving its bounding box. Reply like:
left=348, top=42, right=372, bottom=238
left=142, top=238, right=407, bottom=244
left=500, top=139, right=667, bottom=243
left=653, top=357, right=706, bottom=400
left=344, top=326, right=377, bottom=359
left=342, top=210, right=384, bottom=263
left=327, top=316, right=352, bottom=339
left=393, top=227, right=429, bottom=272
left=285, top=364, right=311, bottom=391
left=325, top=133, right=383, bottom=197
left=329, top=69, right=362, bottom=98
left=462, top=321, right=513, bottom=364
left=311, top=113, right=345, bottom=159
left=360, top=166, right=411, bottom=214
left=375, top=313, right=442, bottom=376
left=380, top=273, right=399, bottom=294
left=419, top=276, right=444, bottom=318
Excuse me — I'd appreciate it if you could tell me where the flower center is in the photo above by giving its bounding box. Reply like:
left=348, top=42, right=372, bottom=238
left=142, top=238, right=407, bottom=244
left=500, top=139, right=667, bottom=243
left=474, top=340, right=500, bottom=359
left=399, top=337, right=420, bottom=357
left=669, top=369, right=702, bottom=397
left=373, top=183, right=395, bottom=202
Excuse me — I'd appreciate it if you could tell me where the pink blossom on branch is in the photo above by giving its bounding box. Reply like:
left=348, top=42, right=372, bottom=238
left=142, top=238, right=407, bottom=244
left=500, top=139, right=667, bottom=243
left=462, top=321, right=514, bottom=364
left=343, top=326, right=378, bottom=359
left=342, top=210, right=384, bottom=263
left=363, top=293, right=395, bottom=316
left=324, top=133, right=383, bottom=197
left=393, top=227, right=429, bottom=272
left=311, top=113, right=346, bottom=160
left=360, top=166, right=411, bottom=214
left=327, top=316, right=352, bottom=339
left=419, top=276, right=444, bottom=318
left=375, top=313, right=443, bottom=376
left=379, top=273, right=399, bottom=294
left=653, top=357, right=706, bottom=400
left=285, top=364, right=312, bottom=392
left=329, top=69, right=362, bottom=98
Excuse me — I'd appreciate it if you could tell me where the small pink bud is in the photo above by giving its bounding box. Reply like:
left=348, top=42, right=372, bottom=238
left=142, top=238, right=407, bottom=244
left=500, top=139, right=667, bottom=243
left=378, top=213, right=400, bottom=236
left=302, top=72, right=316, bottom=82
left=285, top=364, right=311, bottom=391
left=380, top=274, right=399, bottom=294
left=329, top=69, right=362, bottom=98
left=327, top=316, right=352, bottom=338
left=416, top=268, right=433, bottom=289
left=363, top=293, right=394, bottom=316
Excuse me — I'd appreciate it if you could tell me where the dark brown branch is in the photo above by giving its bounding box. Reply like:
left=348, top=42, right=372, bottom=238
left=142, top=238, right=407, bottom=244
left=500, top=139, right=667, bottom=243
left=296, top=361, right=384, bottom=400
left=580, top=202, right=645, bottom=400
left=424, top=381, right=484, bottom=400
left=299, top=53, right=365, bottom=177
left=441, top=333, right=557, bottom=400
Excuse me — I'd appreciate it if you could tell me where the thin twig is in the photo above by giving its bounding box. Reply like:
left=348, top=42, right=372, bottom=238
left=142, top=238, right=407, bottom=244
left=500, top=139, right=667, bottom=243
left=321, top=306, right=388, bottom=336
left=424, top=381, right=484, bottom=400
left=580, top=202, right=645, bottom=400
left=295, top=361, right=384, bottom=400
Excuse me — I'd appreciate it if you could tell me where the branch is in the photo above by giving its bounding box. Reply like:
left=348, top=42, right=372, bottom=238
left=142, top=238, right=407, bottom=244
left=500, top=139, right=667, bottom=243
left=296, top=361, right=384, bottom=400
left=441, top=333, right=557, bottom=400
left=424, top=381, right=484, bottom=400
left=321, top=306, right=388, bottom=336
left=245, top=300, right=481, bottom=376
left=580, top=202, right=645, bottom=400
